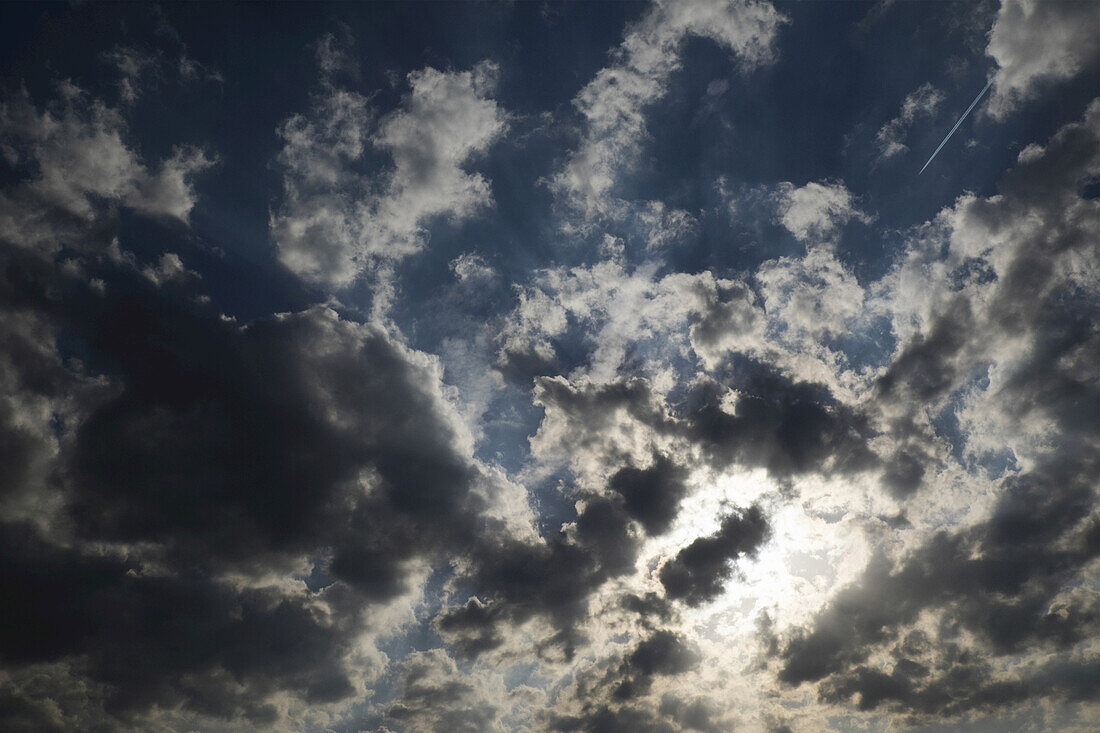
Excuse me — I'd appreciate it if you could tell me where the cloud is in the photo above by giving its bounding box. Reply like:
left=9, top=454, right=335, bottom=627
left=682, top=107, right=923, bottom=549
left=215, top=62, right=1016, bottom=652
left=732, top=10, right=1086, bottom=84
left=0, top=259, right=534, bottom=722
left=777, top=99, right=1100, bottom=721
left=497, top=260, right=765, bottom=384
left=436, top=481, right=651, bottom=660
left=0, top=262, right=540, bottom=726
left=775, top=181, right=871, bottom=243
left=0, top=86, right=211, bottom=253
left=612, top=630, right=700, bottom=700
left=985, top=0, right=1100, bottom=119
left=272, top=46, right=507, bottom=287
left=875, top=83, right=945, bottom=160
left=450, top=252, right=497, bottom=284
left=140, top=251, right=196, bottom=286
left=103, top=46, right=162, bottom=104
left=383, top=650, right=508, bottom=732
left=607, top=454, right=690, bottom=536
left=0, top=74, right=531, bottom=722
left=658, top=504, right=769, bottom=606
left=3, top=8, right=1098, bottom=731
left=314, top=28, right=359, bottom=78
left=552, top=0, right=787, bottom=221
left=757, top=247, right=865, bottom=340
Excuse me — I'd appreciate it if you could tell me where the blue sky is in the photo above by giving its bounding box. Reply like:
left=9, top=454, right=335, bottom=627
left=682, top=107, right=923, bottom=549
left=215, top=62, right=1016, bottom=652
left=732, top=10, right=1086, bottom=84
left=0, top=1, right=1098, bottom=731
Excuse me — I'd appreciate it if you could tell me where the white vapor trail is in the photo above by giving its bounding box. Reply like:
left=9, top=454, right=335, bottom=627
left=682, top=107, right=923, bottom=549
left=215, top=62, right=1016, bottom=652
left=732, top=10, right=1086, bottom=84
left=919, top=79, right=992, bottom=175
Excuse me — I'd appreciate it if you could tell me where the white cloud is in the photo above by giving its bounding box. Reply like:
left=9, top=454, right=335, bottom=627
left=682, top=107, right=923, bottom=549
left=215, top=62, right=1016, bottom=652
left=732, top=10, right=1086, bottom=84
left=450, top=252, right=496, bottom=284
left=370, top=63, right=505, bottom=254
left=0, top=85, right=211, bottom=253
left=637, top=200, right=697, bottom=252
left=875, top=99, right=1100, bottom=469
left=757, top=248, right=865, bottom=342
left=130, top=145, right=215, bottom=220
left=272, top=56, right=507, bottom=288
left=499, top=259, right=764, bottom=385
left=552, top=0, right=787, bottom=221
left=776, top=181, right=871, bottom=243
left=178, top=53, right=224, bottom=84
left=875, top=83, right=945, bottom=160
left=985, top=0, right=1100, bottom=119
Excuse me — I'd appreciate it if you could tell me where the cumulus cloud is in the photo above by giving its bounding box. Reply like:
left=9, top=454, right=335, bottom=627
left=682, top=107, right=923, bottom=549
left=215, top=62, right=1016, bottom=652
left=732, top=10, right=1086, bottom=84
left=658, top=505, right=769, bottom=605
left=0, top=256, right=536, bottom=723
left=140, top=251, right=196, bottom=286
left=552, top=0, right=787, bottom=221
left=271, top=51, right=506, bottom=287
left=383, top=650, right=509, bottom=732
left=875, top=82, right=945, bottom=160
left=450, top=252, right=497, bottom=284
left=0, top=86, right=211, bottom=253
left=985, top=0, right=1100, bottom=119
left=3, top=6, right=1098, bottom=732
left=778, top=99, right=1100, bottom=722
left=0, top=78, right=533, bottom=727
left=496, top=260, right=765, bottom=384
left=775, top=181, right=871, bottom=243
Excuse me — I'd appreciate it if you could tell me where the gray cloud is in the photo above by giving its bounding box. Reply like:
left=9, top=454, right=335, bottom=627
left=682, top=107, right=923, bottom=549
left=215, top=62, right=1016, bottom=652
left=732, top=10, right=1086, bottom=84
left=659, top=504, right=769, bottom=606
left=986, top=0, right=1100, bottom=119
left=776, top=99, right=1100, bottom=722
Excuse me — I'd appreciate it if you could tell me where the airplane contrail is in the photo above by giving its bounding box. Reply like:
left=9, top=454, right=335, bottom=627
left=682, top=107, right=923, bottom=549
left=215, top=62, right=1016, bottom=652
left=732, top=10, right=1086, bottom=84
left=919, top=79, right=993, bottom=175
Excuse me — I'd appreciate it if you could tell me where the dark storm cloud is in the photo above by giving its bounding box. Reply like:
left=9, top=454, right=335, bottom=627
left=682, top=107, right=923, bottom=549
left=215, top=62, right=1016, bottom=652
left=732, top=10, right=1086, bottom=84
left=776, top=101, right=1100, bottom=719
left=437, top=491, right=642, bottom=661
left=0, top=519, right=356, bottom=722
left=874, top=296, right=973, bottom=404
left=0, top=684, right=67, bottom=733
left=434, top=356, right=884, bottom=659
left=819, top=655, right=1100, bottom=717
left=437, top=465, right=757, bottom=661
left=0, top=225, right=520, bottom=723
left=780, top=462, right=1098, bottom=687
left=622, top=592, right=677, bottom=626
left=659, top=504, right=769, bottom=606
left=682, top=370, right=878, bottom=479
left=658, top=693, right=725, bottom=733
left=548, top=631, right=700, bottom=733
left=439, top=357, right=873, bottom=658
left=611, top=630, right=699, bottom=701
left=40, top=283, right=492, bottom=586
left=551, top=705, right=676, bottom=733
left=607, top=454, right=689, bottom=535
left=780, top=382, right=1099, bottom=707
left=536, top=363, right=879, bottom=484
left=3, top=1, right=1099, bottom=729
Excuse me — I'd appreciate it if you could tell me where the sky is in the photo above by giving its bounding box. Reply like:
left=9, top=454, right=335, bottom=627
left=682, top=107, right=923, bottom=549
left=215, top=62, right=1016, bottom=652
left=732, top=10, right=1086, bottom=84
left=0, top=1, right=1097, bottom=731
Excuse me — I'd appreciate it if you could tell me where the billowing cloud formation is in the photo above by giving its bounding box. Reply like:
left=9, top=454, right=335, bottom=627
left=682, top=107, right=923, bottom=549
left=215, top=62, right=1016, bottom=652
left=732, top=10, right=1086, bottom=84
left=985, top=0, right=1100, bottom=119
left=776, top=181, right=870, bottom=242
left=553, top=0, right=787, bottom=221
left=0, top=80, right=533, bottom=729
left=659, top=504, right=769, bottom=605
left=778, top=99, right=1100, bottom=721
left=0, top=86, right=211, bottom=252
left=272, top=54, right=506, bottom=287
left=2, top=3, right=1099, bottom=731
